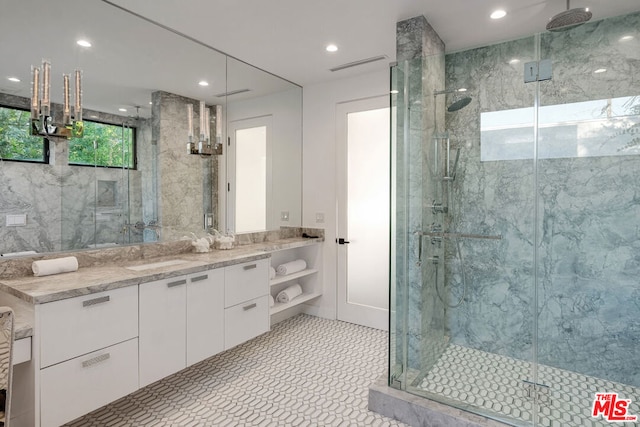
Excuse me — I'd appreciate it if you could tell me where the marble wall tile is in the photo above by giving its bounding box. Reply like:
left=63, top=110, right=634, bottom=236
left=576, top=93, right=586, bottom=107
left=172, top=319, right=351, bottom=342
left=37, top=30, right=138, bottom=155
left=152, top=91, right=219, bottom=243
left=0, top=226, right=319, bottom=279
left=395, top=16, right=447, bottom=373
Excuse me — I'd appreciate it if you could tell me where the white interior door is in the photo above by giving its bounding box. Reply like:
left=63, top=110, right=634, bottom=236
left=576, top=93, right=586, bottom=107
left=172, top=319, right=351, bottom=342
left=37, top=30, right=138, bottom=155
left=336, top=96, right=390, bottom=330
left=227, top=116, right=273, bottom=234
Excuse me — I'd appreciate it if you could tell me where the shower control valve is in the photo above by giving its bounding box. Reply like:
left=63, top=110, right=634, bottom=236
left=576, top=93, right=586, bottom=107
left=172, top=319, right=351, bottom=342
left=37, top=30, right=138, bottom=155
left=431, top=200, right=448, bottom=215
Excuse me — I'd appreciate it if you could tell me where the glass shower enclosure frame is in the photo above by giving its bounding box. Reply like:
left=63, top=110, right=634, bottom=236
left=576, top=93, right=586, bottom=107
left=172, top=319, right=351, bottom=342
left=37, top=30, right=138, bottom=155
left=390, top=12, right=640, bottom=427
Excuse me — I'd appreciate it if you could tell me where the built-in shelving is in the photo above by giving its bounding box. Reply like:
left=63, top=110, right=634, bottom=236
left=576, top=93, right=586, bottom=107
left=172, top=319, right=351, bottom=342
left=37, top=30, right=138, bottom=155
left=271, top=292, right=322, bottom=315
left=268, top=243, right=322, bottom=323
left=270, top=269, right=318, bottom=287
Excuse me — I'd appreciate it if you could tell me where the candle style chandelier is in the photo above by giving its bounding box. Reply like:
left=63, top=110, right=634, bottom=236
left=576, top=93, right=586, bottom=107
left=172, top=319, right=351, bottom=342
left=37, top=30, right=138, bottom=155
left=30, top=59, right=84, bottom=139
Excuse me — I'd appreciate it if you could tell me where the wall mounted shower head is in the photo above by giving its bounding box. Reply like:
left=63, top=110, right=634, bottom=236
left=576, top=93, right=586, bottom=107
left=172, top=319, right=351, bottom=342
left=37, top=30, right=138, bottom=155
left=546, top=0, right=592, bottom=31
left=448, top=96, right=472, bottom=112
left=433, top=88, right=473, bottom=112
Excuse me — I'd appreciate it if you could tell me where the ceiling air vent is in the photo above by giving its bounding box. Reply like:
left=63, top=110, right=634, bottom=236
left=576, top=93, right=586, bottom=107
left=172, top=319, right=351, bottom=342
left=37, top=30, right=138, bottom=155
left=215, top=89, right=251, bottom=98
left=329, top=55, right=388, bottom=72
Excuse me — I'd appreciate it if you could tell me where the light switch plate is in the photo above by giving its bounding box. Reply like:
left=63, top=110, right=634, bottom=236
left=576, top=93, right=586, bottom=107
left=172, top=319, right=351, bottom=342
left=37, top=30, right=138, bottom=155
left=6, top=214, right=27, bottom=227
left=316, top=212, right=325, bottom=223
left=281, top=211, right=289, bottom=221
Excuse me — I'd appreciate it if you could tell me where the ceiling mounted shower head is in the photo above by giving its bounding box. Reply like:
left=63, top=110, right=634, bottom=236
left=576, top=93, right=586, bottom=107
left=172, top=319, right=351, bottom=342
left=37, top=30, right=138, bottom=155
left=546, top=0, right=592, bottom=31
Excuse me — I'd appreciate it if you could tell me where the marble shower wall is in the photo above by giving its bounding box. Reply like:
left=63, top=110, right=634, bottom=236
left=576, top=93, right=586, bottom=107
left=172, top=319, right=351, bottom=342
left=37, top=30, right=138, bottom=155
left=394, top=16, right=447, bottom=374
left=443, top=13, right=640, bottom=386
left=152, top=91, right=219, bottom=243
left=444, top=36, right=537, bottom=363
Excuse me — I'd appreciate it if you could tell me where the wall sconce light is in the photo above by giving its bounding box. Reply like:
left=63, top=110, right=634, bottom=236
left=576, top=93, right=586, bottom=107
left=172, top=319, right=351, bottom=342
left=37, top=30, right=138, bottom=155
left=186, top=101, right=222, bottom=156
left=30, top=60, right=84, bottom=139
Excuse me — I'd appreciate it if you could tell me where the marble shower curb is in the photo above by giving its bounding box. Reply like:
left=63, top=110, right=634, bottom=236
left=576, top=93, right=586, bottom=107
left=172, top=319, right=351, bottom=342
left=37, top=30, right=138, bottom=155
left=368, top=374, right=512, bottom=427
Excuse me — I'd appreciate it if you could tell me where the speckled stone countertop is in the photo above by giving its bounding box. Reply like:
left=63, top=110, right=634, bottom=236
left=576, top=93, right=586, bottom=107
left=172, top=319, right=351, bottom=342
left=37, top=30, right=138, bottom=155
left=0, top=236, right=323, bottom=339
left=0, top=237, right=322, bottom=305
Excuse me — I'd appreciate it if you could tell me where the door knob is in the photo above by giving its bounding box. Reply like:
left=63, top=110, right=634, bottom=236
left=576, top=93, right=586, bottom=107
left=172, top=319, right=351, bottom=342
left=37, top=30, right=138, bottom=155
left=337, top=238, right=350, bottom=245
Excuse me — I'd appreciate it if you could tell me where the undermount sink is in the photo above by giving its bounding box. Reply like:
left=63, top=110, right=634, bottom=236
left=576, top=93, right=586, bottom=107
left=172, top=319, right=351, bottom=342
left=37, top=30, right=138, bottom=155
left=126, top=259, right=190, bottom=271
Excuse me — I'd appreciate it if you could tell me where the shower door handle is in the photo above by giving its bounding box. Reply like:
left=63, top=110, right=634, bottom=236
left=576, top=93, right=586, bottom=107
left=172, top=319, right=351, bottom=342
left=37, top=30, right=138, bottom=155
left=337, top=238, right=350, bottom=245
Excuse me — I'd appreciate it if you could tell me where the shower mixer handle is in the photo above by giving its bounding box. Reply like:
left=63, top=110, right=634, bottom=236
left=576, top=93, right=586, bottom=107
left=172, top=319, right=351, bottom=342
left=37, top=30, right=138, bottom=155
left=432, top=200, right=448, bottom=215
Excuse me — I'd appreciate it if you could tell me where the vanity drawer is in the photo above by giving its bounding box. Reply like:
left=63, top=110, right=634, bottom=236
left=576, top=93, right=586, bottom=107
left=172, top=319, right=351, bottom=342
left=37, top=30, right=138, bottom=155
left=224, top=259, right=269, bottom=308
left=40, top=338, right=138, bottom=427
left=224, top=295, right=269, bottom=350
left=39, top=286, right=138, bottom=368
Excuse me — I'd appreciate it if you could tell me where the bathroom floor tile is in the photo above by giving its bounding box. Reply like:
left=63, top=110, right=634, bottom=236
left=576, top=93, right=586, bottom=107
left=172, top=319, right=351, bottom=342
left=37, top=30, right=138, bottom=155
left=65, top=314, right=407, bottom=427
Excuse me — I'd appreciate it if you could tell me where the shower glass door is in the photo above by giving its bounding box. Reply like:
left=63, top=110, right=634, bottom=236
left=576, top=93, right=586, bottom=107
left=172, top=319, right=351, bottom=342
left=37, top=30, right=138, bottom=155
left=391, top=11, right=640, bottom=427
left=536, top=14, right=640, bottom=426
left=391, top=37, right=543, bottom=425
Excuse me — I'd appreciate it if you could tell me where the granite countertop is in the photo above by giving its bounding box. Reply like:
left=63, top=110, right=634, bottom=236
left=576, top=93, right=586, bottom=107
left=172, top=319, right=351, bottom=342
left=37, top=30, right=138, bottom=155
left=0, top=237, right=322, bottom=306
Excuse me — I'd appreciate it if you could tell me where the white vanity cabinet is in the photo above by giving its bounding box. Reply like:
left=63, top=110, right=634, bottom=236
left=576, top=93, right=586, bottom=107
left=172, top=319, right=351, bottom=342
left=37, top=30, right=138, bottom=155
left=186, top=270, right=225, bottom=366
left=139, top=276, right=188, bottom=387
left=37, top=286, right=139, bottom=427
left=139, top=269, right=225, bottom=387
left=224, top=259, right=270, bottom=349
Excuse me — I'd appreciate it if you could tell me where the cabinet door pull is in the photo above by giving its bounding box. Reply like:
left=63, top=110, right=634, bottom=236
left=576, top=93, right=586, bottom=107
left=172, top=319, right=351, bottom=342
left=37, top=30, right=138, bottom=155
left=243, top=303, right=257, bottom=311
left=167, top=279, right=187, bottom=288
left=190, top=275, right=208, bottom=282
left=243, top=264, right=257, bottom=270
left=82, top=295, right=110, bottom=307
left=82, top=353, right=110, bottom=368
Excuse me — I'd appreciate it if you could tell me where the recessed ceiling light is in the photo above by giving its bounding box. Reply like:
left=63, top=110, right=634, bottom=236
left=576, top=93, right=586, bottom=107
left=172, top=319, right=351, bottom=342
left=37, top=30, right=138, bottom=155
left=509, top=58, right=520, bottom=64
left=7, top=77, right=20, bottom=82
left=619, top=35, right=634, bottom=42
left=390, top=90, right=399, bottom=94
left=457, top=88, right=468, bottom=92
left=490, top=10, right=507, bottom=19
left=77, top=40, right=92, bottom=48
left=594, top=68, right=607, bottom=74
left=119, top=108, right=127, bottom=112
left=199, top=81, right=209, bottom=86
left=149, top=101, right=153, bottom=105
left=326, top=44, right=338, bottom=53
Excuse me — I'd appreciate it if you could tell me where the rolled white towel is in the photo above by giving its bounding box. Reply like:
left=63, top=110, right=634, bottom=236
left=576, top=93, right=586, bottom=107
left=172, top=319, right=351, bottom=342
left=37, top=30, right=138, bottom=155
left=269, top=267, right=277, bottom=280
left=276, top=284, right=303, bottom=304
left=32, top=256, right=79, bottom=277
left=276, top=259, right=307, bottom=276
left=269, top=295, right=275, bottom=307
left=1, top=250, right=37, bottom=258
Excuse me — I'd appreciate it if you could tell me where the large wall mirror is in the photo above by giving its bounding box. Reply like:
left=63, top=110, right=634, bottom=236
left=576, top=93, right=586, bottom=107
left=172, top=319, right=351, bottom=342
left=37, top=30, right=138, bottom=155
left=0, top=0, right=302, bottom=257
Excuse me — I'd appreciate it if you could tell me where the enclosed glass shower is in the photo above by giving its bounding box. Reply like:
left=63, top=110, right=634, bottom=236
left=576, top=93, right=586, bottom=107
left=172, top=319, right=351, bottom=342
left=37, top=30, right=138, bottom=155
left=390, top=12, right=640, bottom=427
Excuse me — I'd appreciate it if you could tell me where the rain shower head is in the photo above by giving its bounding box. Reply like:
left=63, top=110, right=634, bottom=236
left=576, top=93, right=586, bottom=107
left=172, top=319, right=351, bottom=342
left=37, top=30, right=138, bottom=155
left=546, top=0, right=592, bottom=31
left=448, top=96, right=472, bottom=112
left=433, top=88, right=473, bottom=112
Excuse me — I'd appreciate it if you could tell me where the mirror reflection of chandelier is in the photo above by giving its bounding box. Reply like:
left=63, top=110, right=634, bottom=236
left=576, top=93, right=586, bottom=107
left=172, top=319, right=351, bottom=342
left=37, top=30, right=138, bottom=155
left=186, top=101, right=222, bottom=156
left=30, top=59, right=84, bottom=139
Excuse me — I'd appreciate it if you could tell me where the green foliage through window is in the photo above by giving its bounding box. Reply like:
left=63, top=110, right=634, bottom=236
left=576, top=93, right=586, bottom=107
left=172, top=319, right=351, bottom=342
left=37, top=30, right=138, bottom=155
left=69, top=121, right=135, bottom=168
left=0, top=106, right=46, bottom=162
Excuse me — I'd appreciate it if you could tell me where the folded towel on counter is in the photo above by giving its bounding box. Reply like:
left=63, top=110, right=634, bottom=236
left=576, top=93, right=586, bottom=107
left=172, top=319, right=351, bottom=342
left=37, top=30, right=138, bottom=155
left=269, top=295, right=275, bottom=307
left=276, top=284, right=303, bottom=304
left=32, top=256, right=79, bottom=277
left=276, top=259, right=307, bottom=276
left=269, top=267, right=277, bottom=280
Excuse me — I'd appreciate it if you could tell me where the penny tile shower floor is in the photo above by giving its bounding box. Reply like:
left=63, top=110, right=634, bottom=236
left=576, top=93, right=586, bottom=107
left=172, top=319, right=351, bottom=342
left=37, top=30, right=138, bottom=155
left=66, top=314, right=407, bottom=427
left=415, top=344, right=640, bottom=427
